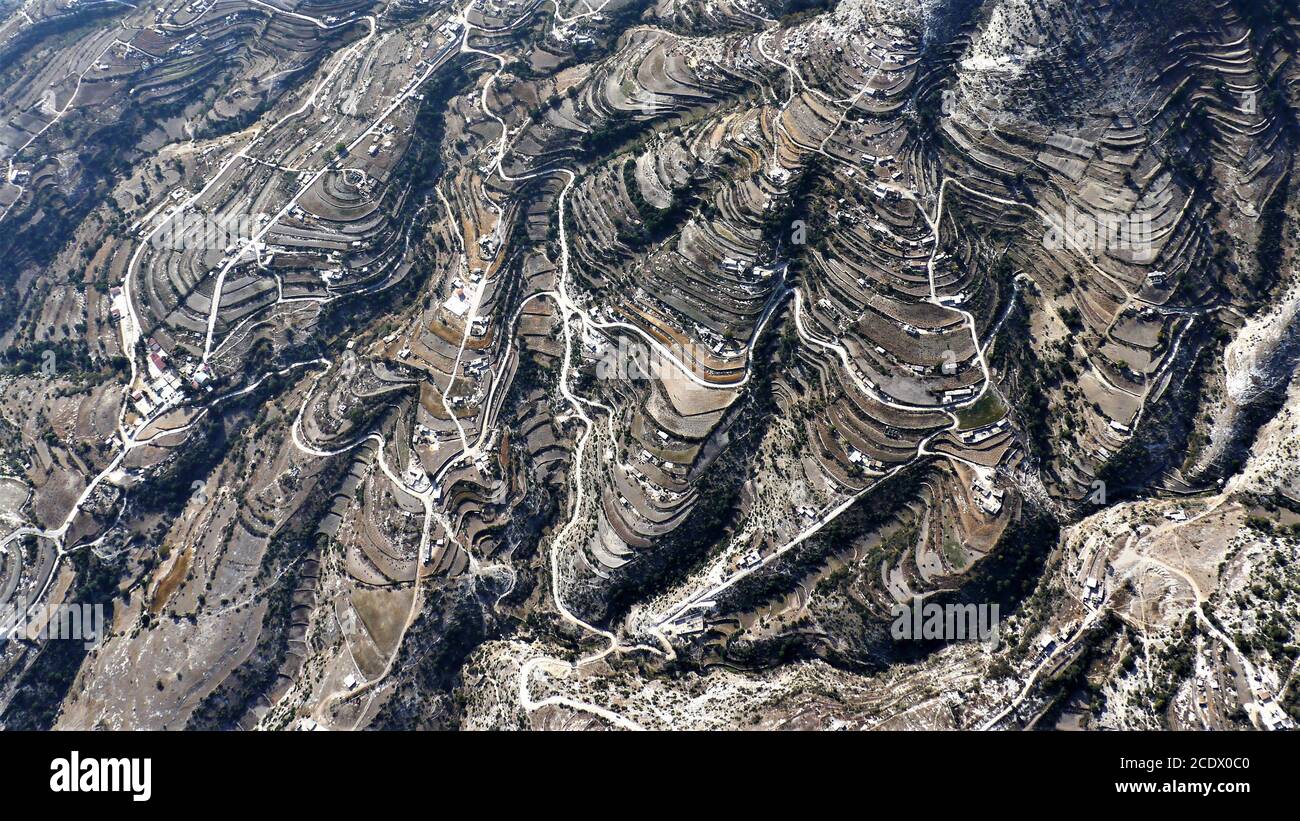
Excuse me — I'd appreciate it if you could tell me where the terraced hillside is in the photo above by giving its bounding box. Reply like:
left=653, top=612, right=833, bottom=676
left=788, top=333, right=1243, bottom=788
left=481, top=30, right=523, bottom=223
left=1, top=0, right=1299, bottom=731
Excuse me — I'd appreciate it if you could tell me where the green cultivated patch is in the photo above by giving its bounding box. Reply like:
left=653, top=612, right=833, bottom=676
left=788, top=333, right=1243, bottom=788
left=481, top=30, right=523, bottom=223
left=955, top=391, right=1006, bottom=429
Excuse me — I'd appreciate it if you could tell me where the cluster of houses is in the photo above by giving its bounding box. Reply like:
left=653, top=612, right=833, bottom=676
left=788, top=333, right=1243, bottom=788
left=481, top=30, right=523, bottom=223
left=130, top=339, right=182, bottom=417
left=847, top=446, right=885, bottom=473
left=959, top=418, right=1007, bottom=445
left=971, top=471, right=1004, bottom=516
left=942, top=385, right=977, bottom=405
left=127, top=338, right=211, bottom=418
left=1083, top=575, right=1103, bottom=606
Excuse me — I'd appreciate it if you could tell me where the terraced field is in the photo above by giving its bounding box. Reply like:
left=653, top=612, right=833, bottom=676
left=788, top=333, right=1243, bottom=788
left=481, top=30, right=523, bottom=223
left=1, top=0, right=1299, bottom=732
